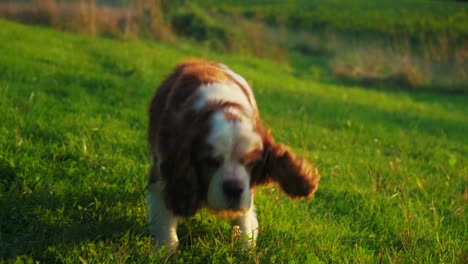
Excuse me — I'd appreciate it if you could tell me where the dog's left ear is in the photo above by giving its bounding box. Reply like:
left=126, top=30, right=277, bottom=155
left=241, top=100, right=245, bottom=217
left=251, top=131, right=320, bottom=198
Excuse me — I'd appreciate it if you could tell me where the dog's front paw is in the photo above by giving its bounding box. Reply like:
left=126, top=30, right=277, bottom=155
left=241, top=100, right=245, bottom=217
left=152, top=236, right=179, bottom=254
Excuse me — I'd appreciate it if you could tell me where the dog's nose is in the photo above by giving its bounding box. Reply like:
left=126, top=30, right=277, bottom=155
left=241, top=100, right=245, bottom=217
left=222, top=180, right=244, bottom=199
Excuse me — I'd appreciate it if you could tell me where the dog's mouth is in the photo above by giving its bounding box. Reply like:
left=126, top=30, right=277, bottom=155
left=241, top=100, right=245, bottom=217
left=207, top=207, right=249, bottom=219
left=207, top=196, right=251, bottom=218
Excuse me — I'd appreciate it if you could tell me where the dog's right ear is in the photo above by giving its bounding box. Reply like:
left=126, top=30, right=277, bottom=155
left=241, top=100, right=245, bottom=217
left=157, top=111, right=204, bottom=217
left=251, top=130, right=320, bottom=198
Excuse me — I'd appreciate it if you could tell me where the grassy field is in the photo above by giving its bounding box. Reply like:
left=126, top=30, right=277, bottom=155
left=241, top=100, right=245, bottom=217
left=0, top=19, right=467, bottom=263
left=1, top=0, right=466, bottom=92
left=198, top=0, right=468, bottom=39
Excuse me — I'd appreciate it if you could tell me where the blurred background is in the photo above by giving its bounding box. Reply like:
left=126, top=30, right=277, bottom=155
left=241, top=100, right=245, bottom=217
left=1, top=0, right=467, bottom=93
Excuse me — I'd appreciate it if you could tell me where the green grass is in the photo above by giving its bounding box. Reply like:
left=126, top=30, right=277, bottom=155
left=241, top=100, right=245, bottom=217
left=198, top=0, right=468, bottom=40
left=0, top=19, right=466, bottom=263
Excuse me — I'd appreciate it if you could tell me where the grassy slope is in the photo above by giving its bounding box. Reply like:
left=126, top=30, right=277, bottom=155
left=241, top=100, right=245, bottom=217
left=193, top=0, right=468, bottom=93
left=198, top=0, right=468, bottom=39
left=0, top=19, right=466, bottom=263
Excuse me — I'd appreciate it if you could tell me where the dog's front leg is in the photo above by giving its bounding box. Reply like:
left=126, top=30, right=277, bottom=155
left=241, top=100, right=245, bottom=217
left=231, top=199, right=259, bottom=248
left=147, top=181, right=179, bottom=251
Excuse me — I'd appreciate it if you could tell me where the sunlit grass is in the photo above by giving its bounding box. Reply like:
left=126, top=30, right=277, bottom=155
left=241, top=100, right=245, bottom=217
left=0, top=19, right=466, bottom=263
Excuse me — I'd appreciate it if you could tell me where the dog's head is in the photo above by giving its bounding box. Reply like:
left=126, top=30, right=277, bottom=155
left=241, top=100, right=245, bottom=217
left=149, top=59, right=320, bottom=217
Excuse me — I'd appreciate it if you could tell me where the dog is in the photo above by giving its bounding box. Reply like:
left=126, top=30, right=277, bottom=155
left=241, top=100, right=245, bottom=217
left=146, top=59, right=319, bottom=251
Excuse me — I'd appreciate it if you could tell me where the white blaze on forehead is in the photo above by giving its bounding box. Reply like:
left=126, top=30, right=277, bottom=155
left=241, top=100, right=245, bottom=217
left=207, top=111, right=235, bottom=156
left=207, top=111, right=262, bottom=160
left=193, top=81, right=255, bottom=114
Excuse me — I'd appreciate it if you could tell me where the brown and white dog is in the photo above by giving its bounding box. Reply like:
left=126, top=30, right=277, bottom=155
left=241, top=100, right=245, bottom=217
left=147, top=59, right=319, bottom=251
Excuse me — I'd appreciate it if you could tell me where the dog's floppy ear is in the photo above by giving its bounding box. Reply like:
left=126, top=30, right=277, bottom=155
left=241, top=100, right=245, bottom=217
left=251, top=130, right=320, bottom=198
left=158, top=110, right=203, bottom=217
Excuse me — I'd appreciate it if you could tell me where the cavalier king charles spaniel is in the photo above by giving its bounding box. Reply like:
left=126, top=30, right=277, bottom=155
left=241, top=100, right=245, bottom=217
left=146, top=59, right=320, bottom=251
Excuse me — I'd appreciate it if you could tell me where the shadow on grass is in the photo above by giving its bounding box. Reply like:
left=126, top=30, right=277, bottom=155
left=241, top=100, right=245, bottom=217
left=0, top=182, right=147, bottom=261
left=0, top=154, right=231, bottom=262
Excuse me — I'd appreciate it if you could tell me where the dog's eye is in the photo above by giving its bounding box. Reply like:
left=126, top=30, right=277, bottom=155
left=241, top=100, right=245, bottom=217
left=240, top=149, right=263, bottom=170
left=246, top=161, right=257, bottom=171
left=204, top=156, right=223, bottom=168
left=240, top=158, right=258, bottom=171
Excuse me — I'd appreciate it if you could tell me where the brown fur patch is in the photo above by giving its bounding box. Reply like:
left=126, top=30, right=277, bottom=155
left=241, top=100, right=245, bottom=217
left=242, top=149, right=263, bottom=165
left=250, top=127, right=320, bottom=198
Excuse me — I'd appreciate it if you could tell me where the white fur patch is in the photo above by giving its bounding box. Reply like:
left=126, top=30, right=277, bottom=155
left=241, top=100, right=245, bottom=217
left=147, top=182, right=179, bottom=251
left=232, top=200, right=259, bottom=247
left=232, top=117, right=262, bottom=157
left=193, top=82, right=254, bottom=114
